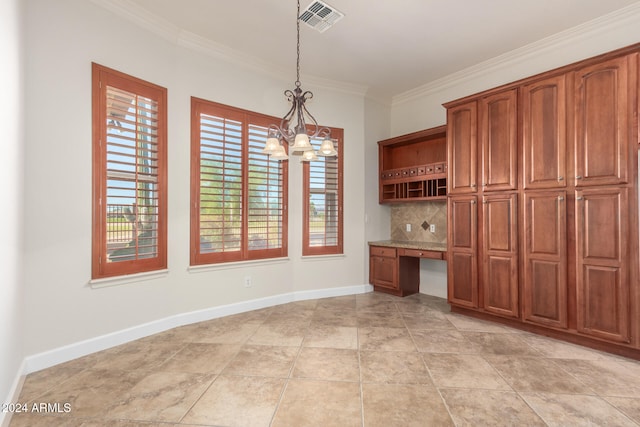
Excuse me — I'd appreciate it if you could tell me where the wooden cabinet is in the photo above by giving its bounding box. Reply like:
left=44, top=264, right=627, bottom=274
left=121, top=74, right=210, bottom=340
left=480, top=89, right=518, bottom=192
left=447, top=196, right=478, bottom=308
left=378, top=126, right=447, bottom=203
left=574, top=54, right=635, bottom=187
left=576, top=187, right=630, bottom=343
left=445, top=44, right=640, bottom=358
left=370, top=246, right=398, bottom=290
left=369, top=245, right=443, bottom=297
left=447, top=101, right=477, bottom=194
left=446, top=88, right=519, bottom=319
left=522, top=191, right=568, bottom=329
left=481, top=193, right=518, bottom=317
left=522, top=74, right=567, bottom=189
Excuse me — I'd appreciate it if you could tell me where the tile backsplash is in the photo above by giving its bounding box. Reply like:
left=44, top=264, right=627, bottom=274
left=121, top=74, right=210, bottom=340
left=390, top=201, right=447, bottom=244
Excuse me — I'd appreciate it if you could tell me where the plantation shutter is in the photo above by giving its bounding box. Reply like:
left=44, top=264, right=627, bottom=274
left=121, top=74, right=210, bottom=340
left=198, top=112, right=243, bottom=260
left=304, top=132, right=343, bottom=255
left=191, top=98, right=287, bottom=265
left=247, top=123, right=285, bottom=252
left=104, top=86, right=161, bottom=263
left=92, top=63, right=167, bottom=280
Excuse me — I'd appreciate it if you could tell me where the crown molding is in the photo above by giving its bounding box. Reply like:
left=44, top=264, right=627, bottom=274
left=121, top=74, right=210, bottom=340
left=90, top=0, right=369, bottom=98
left=392, top=2, right=640, bottom=107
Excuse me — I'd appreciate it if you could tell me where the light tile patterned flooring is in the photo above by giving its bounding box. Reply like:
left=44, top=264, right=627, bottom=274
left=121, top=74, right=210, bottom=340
left=8, top=292, right=640, bottom=426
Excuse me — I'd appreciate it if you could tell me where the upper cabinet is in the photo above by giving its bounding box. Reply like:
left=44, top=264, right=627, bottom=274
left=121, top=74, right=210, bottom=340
left=447, top=102, right=477, bottom=195
left=378, top=125, right=447, bottom=203
left=480, top=88, right=518, bottom=192
left=447, top=88, right=518, bottom=194
left=574, top=54, right=636, bottom=187
left=522, top=73, right=568, bottom=189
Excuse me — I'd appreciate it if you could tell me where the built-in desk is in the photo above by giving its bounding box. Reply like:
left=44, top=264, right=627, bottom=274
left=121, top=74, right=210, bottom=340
left=368, top=240, right=446, bottom=296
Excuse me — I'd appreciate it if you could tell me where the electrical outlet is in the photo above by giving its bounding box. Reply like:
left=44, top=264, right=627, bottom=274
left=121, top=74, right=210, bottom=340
left=244, top=276, right=252, bottom=288
left=406, top=223, right=411, bottom=232
left=430, top=224, right=436, bottom=233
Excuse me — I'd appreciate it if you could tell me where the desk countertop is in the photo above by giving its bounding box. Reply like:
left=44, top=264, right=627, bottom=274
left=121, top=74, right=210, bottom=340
left=368, top=240, right=447, bottom=252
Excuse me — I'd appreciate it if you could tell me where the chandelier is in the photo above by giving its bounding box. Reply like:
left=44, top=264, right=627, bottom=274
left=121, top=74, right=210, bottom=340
left=262, top=0, right=337, bottom=161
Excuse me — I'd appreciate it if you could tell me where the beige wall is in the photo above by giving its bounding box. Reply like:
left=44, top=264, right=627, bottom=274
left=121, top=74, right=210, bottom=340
left=0, top=0, right=25, bottom=414
left=22, top=0, right=367, bottom=357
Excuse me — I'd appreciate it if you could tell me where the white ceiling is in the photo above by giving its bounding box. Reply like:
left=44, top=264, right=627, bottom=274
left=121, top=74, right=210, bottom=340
left=118, top=0, right=640, bottom=99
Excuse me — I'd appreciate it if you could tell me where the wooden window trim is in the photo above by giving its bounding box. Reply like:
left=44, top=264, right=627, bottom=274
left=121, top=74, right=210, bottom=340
left=190, top=97, right=289, bottom=265
left=303, top=127, right=344, bottom=256
left=92, top=63, right=168, bottom=279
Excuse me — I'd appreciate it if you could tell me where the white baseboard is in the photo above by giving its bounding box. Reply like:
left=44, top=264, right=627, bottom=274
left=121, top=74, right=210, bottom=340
left=21, top=283, right=373, bottom=376
left=0, top=359, right=26, bottom=427
left=1, top=283, right=373, bottom=426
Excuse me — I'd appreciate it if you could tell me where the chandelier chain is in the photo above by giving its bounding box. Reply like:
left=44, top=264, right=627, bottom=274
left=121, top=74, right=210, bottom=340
left=296, top=0, right=301, bottom=87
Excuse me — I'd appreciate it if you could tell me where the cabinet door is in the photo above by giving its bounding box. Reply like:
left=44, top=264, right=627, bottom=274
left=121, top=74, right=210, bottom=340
left=576, top=187, right=630, bottom=343
left=481, top=193, right=518, bottom=317
left=574, top=54, right=634, bottom=186
left=523, top=191, right=567, bottom=328
left=447, top=101, right=477, bottom=194
left=522, top=74, right=567, bottom=189
left=447, top=196, right=478, bottom=308
left=480, top=89, right=518, bottom=192
left=370, top=256, right=397, bottom=290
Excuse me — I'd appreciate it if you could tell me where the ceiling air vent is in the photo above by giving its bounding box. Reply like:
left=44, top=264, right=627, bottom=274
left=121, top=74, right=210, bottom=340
left=299, top=1, right=344, bottom=33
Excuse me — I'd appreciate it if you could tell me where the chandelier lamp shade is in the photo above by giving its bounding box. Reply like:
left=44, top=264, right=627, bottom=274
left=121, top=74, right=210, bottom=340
left=262, top=0, right=337, bottom=161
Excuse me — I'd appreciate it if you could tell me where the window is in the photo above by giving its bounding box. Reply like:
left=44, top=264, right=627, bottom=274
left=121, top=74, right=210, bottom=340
left=303, top=128, right=343, bottom=255
left=190, top=97, right=288, bottom=265
left=92, top=63, right=168, bottom=279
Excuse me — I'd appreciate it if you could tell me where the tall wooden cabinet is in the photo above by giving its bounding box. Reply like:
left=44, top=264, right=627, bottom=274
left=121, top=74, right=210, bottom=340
left=445, top=44, right=640, bottom=358
left=447, top=86, right=519, bottom=319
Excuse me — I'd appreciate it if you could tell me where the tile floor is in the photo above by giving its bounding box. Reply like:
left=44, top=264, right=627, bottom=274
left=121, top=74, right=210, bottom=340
left=8, top=292, right=640, bottom=426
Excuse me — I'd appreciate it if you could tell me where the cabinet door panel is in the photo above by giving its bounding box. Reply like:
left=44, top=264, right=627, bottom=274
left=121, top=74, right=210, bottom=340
left=482, top=193, right=518, bottom=317
left=522, top=75, right=567, bottom=189
left=576, top=187, right=629, bottom=343
left=449, top=253, right=477, bottom=308
left=481, top=89, right=518, bottom=191
left=523, top=191, right=567, bottom=328
left=447, top=102, right=477, bottom=194
left=448, top=196, right=478, bottom=308
left=575, top=54, right=633, bottom=186
left=370, top=256, right=397, bottom=289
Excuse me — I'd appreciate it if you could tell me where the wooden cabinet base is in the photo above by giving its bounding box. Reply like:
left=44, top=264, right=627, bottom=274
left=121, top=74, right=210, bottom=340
left=371, top=255, right=420, bottom=297
left=451, top=306, right=640, bottom=361
left=373, top=282, right=418, bottom=297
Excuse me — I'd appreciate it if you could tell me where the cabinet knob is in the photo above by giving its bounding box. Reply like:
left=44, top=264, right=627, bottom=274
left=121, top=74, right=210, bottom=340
left=558, top=196, right=564, bottom=201
left=576, top=196, right=584, bottom=201
left=558, top=176, right=564, bottom=181
left=576, top=175, right=583, bottom=180
left=471, top=200, right=476, bottom=204
left=471, top=184, right=477, bottom=188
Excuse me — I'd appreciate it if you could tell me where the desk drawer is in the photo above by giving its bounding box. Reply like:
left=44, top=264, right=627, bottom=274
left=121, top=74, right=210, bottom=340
left=398, top=248, right=444, bottom=259
left=370, top=246, right=397, bottom=258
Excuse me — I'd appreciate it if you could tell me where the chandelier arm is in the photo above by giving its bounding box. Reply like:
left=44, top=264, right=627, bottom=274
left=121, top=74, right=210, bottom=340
left=280, top=102, right=297, bottom=129
left=317, top=126, right=332, bottom=138
left=300, top=103, right=321, bottom=137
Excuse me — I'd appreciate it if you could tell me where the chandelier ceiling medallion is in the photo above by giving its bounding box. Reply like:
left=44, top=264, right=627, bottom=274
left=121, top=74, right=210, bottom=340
left=262, top=0, right=338, bottom=162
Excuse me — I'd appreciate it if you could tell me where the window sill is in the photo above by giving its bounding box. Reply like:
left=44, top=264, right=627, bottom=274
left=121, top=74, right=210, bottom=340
left=301, top=253, right=345, bottom=261
left=88, top=269, right=169, bottom=289
left=188, top=257, right=290, bottom=273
